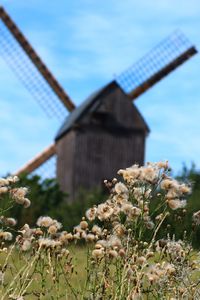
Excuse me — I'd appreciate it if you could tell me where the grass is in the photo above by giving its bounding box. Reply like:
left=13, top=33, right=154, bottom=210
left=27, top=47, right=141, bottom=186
left=0, top=245, right=88, bottom=300
left=1, top=162, right=200, bottom=299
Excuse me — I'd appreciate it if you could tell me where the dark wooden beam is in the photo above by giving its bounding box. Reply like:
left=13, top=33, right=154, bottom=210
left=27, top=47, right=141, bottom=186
left=0, top=6, right=76, bottom=112
left=14, top=144, right=56, bottom=175
left=128, top=46, right=197, bottom=100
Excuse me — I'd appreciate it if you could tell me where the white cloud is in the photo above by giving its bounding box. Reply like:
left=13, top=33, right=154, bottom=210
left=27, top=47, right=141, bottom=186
left=0, top=0, right=199, bottom=175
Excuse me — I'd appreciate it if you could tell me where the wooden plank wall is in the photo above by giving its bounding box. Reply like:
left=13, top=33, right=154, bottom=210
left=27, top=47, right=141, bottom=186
left=56, top=131, right=76, bottom=201
left=56, top=84, right=147, bottom=200
left=74, top=128, right=145, bottom=193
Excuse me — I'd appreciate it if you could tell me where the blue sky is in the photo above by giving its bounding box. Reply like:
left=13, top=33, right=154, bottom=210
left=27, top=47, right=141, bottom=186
left=0, top=0, right=200, bottom=176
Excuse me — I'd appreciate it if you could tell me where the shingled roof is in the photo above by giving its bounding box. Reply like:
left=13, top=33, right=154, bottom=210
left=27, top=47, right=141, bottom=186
left=55, top=80, right=149, bottom=141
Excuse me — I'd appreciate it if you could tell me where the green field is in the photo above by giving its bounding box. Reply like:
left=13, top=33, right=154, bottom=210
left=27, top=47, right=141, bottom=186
left=0, top=246, right=88, bottom=300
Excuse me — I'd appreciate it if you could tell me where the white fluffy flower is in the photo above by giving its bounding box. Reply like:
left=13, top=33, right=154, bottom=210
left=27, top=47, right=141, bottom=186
left=168, top=199, right=187, bottom=210
left=85, top=207, right=97, bottom=221
left=114, top=182, right=128, bottom=195
left=36, top=216, right=62, bottom=230
left=193, top=210, right=200, bottom=225
left=97, top=203, right=114, bottom=221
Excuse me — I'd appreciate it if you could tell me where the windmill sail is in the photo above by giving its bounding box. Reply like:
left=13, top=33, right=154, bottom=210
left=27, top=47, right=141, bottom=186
left=1, top=8, right=196, bottom=178
left=14, top=147, right=57, bottom=178
left=15, top=30, right=197, bottom=178
left=0, top=6, right=75, bottom=120
left=31, top=154, right=57, bottom=179
left=14, top=144, right=56, bottom=177
left=117, top=30, right=197, bottom=100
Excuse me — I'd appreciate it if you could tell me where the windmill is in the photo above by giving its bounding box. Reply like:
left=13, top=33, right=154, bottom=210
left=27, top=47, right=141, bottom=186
left=0, top=6, right=197, bottom=200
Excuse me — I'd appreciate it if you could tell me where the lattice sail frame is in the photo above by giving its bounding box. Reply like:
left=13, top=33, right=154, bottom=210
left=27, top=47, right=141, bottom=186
left=0, top=7, right=197, bottom=178
left=31, top=154, right=57, bottom=179
left=0, top=7, right=75, bottom=120
left=117, top=30, right=197, bottom=99
left=0, top=6, right=76, bottom=178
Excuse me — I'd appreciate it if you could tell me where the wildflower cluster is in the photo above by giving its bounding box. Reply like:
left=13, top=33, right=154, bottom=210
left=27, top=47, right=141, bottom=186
left=2, top=214, right=74, bottom=299
left=16, top=216, right=73, bottom=252
left=70, top=161, right=199, bottom=299
left=1, top=161, right=200, bottom=299
left=0, top=175, right=30, bottom=243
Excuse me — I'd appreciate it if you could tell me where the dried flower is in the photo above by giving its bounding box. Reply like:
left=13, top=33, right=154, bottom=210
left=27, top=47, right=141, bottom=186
left=7, top=175, right=19, bottom=183
left=4, top=217, right=17, bottom=226
left=193, top=210, right=200, bottom=225
left=85, top=234, right=95, bottom=242
left=157, top=161, right=169, bottom=169
left=97, top=203, right=114, bottom=220
left=145, top=220, right=155, bottom=230
left=80, top=220, right=88, bottom=230
left=0, top=231, right=13, bottom=240
left=10, top=187, right=28, bottom=202
left=91, top=225, right=102, bottom=236
left=0, top=186, right=8, bottom=194
left=37, top=216, right=53, bottom=227
left=167, top=199, right=187, bottom=210
left=37, top=216, right=62, bottom=230
left=118, top=164, right=141, bottom=182
left=0, top=178, right=9, bottom=186
left=137, top=256, right=146, bottom=264
left=48, top=225, right=58, bottom=235
left=108, top=235, right=122, bottom=249
left=108, top=249, right=118, bottom=258
left=160, top=178, right=173, bottom=190
left=114, top=182, right=129, bottom=195
left=19, top=224, right=33, bottom=238
left=59, top=232, right=73, bottom=244
left=141, top=165, right=159, bottom=183
left=38, top=238, right=61, bottom=249
left=85, top=207, right=97, bottom=221
left=92, top=248, right=104, bottom=259
left=23, top=198, right=31, bottom=208
left=21, top=239, right=32, bottom=251
left=114, top=223, right=126, bottom=237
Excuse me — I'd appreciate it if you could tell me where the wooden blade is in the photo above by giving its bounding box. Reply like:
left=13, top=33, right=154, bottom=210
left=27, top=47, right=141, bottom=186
left=128, top=46, right=197, bottom=100
left=14, top=144, right=56, bottom=176
left=117, top=30, right=198, bottom=101
left=0, top=6, right=75, bottom=112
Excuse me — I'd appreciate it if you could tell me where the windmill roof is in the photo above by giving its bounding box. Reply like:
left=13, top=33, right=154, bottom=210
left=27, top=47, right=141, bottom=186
left=55, top=81, right=116, bottom=141
left=55, top=80, right=149, bottom=141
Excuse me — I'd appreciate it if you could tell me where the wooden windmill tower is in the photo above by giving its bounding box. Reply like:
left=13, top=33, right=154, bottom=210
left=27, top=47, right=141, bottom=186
left=0, top=7, right=197, bottom=200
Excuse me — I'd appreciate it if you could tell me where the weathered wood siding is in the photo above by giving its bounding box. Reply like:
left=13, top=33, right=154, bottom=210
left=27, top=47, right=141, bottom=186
left=56, top=130, right=76, bottom=200
left=74, top=128, right=145, bottom=193
left=56, top=83, right=148, bottom=200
